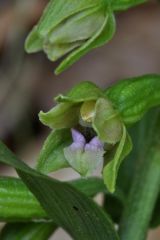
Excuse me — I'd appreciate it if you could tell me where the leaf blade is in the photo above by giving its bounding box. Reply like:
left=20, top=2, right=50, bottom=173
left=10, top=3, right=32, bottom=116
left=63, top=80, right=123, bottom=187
left=0, top=142, right=119, bottom=240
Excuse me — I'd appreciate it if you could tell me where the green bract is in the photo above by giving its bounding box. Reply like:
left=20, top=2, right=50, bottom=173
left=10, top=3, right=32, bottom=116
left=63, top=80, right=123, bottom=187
left=38, top=81, right=132, bottom=192
left=25, top=0, right=115, bottom=74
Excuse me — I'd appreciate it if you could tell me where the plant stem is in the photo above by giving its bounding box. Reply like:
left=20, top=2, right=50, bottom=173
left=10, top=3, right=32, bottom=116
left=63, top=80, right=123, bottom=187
left=119, top=147, right=160, bottom=240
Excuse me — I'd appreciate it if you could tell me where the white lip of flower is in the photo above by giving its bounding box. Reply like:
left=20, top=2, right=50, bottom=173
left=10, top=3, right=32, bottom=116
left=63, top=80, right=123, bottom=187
left=64, top=129, right=105, bottom=177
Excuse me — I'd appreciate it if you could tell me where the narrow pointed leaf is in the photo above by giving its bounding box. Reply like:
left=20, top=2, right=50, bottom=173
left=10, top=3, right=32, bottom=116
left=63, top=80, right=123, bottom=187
left=0, top=142, right=119, bottom=240
left=0, top=176, right=123, bottom=223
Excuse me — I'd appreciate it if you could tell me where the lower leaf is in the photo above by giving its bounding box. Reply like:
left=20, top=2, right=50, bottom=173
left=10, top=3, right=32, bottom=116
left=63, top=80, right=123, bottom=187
left=0, top=141, right=119, bottom=240
left=0, top=222, right=55, bottom=240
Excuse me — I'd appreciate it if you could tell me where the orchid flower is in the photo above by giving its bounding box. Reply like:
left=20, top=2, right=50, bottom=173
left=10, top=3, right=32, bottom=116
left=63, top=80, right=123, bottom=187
left=37, top=81, right=132, bottom=192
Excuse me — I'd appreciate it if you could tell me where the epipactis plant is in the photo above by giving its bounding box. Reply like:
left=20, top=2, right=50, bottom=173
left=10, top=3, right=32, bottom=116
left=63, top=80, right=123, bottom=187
left=0, top=75, right=160, bottom=240
left=25, top=0, right=147, bottom=74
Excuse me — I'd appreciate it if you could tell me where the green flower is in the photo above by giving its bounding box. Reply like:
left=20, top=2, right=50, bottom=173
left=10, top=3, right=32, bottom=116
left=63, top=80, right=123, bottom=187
left=37, top=82, right=132, bottom=192
left=25, top=0, right=115, bottom=74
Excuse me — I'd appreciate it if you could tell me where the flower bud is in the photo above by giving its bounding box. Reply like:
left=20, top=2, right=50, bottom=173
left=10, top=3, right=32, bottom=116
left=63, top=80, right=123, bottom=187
left=25, top=0, right=115, bottom=74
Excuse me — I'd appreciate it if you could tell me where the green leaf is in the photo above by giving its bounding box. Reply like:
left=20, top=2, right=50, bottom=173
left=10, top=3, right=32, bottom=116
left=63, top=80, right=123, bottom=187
left=116, top=108, right=155, bottom=194
left=117, top=108, right=160, bottom=229
left=0, top=176, right=123, bottom=224
left=39, top=102, right=80, bottom=129
left=93, top=98, right=123, bottom=144
left=0, top=177, right=123, bottom=238
left=0, top=177, right=46, bottom=221
left=55, top=11, right=115, bottom=74
left=0, top=142, right=119, bottom=240
left=105, top=74, right=160, bottom=125
left=111, top=0, right=147, bottom=11
left=103, top=189, right=125, bottom=224
left=119, top=109, right=160, bottom=240
left=55, top=81, right=103, bottom=103
left=36, top=129, right=71, bottom=174
left=0, top=222, right=55, bottom=240
left=103, top=125, right=132, bottom=192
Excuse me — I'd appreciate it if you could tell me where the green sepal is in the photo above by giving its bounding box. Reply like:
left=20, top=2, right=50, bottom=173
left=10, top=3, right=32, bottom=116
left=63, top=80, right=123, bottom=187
left=103, top=125, right=132, bottom=192
left=55, top=81, right=103, bottom=103
left=105, top=74, right=160, bottom=125
left=47, top=6, right=105, bottom=45
left=37, top=0, right=107, bottom=37
left=25, top=26, right=43, bottom=53
left=111, top=0, right=147, bottom=11
left=55, top=11, right=115, bottom=74
left=39, top=81, right=104, bottom=130
left=39, top=103, right=80, bottom=129
left=93, top=98, right=123, bottom=144
left=36, top=129, right=71, bottom=174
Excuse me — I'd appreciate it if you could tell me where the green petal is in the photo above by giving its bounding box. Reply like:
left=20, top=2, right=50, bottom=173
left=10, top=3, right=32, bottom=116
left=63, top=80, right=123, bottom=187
left=93, top=98, right=123, bottom=144
left=36, top=129, right=71, bottom=174
left=25, top=26, right=43, bottom=53
left=38, top=0, right=106, bottom=37
left=39, top=102, right=80, bottom=129
left=55, top=81, right=103, bottom=103
left=55, top=10, right=115, bottom=74
left=48, top=6, right=105, bottom=44
left=103, top=125, right=132, bottom=193
left=43, top=41, right=83, bottom=61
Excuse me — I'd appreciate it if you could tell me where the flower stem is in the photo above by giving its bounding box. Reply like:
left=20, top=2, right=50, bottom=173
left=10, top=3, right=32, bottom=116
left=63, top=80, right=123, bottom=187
left=119, top=147, right=160, bottom=240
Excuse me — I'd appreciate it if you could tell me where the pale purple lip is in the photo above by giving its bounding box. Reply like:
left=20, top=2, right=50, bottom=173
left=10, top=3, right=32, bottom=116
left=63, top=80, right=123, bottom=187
left=64, top=129, right=105, bottom=176
left=71, top=128, right=104, bottom=152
